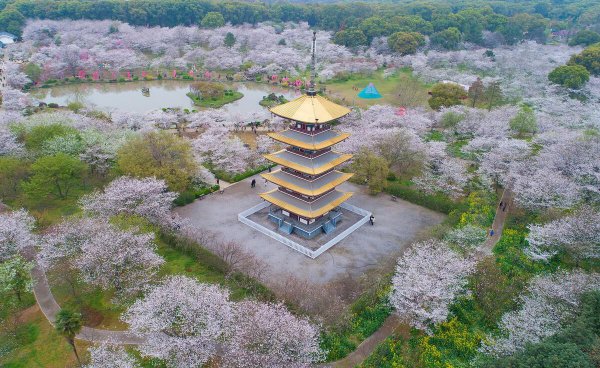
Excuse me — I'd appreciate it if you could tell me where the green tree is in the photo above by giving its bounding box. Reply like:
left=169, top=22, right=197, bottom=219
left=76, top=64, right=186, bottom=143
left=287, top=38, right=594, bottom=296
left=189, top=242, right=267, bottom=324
left=468, top=77, right=485, bottom=107
left=224, top=32, right=236, bottom=47
left=23, top=63, right=41, bottom=83
left=428, top=82, right=467, bottom=110
left=430, top=27, right=461, bottom=50
left=569, top=30, right=600, bottom=46
left=391, top=15, right=433, bottom=35
left=54, top=309, right=83, bottom=365
left=568, top=43, right=600, bottom=76
left=23, top=153, right=87, bottom=199
left=351, top=148, right=389, bottom=194
left=201, top=12, right=225, bottom=29
left=358, top=16, right=389, bottom=42
left=510, top=106, right=537, bottom=136
left=484, top=81, right=503, bottom=111
left=333, top=28, right=367, bottom=47
left=548, top=65, right=590, bottom=89
left=0, top=6, right=25, bottom=38
left=23, top=123, right=80, bottom=152
left=0, top=157, right=29, bottom=200
left=0, top=256, right=33, bottom=303
left=117, top=131, right=198, bottom=192
left=387, top=32, right=425, bottom=55
left=471, top=257, right=521, bottom=326
left=457, top=9, right=485, bottom=44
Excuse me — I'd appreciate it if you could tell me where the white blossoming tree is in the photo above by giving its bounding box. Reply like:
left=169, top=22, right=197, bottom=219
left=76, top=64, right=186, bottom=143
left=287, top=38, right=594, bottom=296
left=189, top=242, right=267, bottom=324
left=526, top=207, right=600, bottom=262
left=122, top=276, right=234, bottom=367
left=481, top=270, right=600, bottom=356
left=80, top=177, right=178, bottom=227
left=0, top=209, right=38, bottom=261
left=390, top=239, right=475, bottom=331
left=39, top=218, right=163, bottom=297
left=85, top=344, right=140, bottom=368
left=224, top=301, right=324, bottom=368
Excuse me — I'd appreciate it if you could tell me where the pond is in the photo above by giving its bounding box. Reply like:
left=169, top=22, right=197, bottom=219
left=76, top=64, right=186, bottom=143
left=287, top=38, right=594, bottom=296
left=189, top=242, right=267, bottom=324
left=30, top=80, right=301, bottom=114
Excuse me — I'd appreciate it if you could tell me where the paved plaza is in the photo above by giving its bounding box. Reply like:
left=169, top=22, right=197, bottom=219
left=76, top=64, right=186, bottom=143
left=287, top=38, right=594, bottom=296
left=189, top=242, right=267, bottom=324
left=175, top=172, right=445, bottom=284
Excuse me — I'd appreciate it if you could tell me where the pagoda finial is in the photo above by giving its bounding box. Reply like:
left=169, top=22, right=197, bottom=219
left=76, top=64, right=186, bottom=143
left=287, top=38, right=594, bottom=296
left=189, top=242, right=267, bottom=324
left=308, top=31, right=317, bottom=96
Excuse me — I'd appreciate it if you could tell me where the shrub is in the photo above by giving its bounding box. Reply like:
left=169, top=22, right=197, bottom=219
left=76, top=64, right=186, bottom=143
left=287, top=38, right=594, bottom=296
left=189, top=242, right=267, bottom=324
left=548, top=65, right=590, bottom=89
left=386, top=182, right=459, bottom=214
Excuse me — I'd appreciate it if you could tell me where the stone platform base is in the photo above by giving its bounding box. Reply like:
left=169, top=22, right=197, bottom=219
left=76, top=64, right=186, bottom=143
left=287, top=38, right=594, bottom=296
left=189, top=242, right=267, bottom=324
left=238, top=201, right=371, bottom=258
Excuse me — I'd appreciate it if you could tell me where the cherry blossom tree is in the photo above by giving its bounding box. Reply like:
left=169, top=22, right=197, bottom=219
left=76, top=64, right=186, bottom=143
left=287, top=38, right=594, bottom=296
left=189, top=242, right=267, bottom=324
left=1, top=88, right=33, bottom=111
left=40, top=218, right=163, bottom=297
left=85, top=344, right=139, bottom=368
left=511, top=168, right=582, bottom=210
left=0, top=209, right=37, bottom=261
left=526, top=207, right=600, bottom=262
left=4, top=62, right=31, bottom=89
left=80, top=177, right=178, bottom=227
left=123, top=275, right=234, bottom=367
left=390, top=239, right=475, bottom=331
left=413, top=142, right=470, bottom=199
left=481, top=270, right=600, bottom=356
left=223, top=301, right=324, bottom=368
left=193, top=127, right=254, bottom=174
left=444, top=224, right=488, bottom=250
left=0, top=127, right=25, bottom=156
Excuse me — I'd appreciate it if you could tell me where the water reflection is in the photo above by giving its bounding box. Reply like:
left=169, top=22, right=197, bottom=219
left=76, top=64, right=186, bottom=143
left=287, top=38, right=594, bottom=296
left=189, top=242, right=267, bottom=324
left=31, top=80, right=300, bottom=114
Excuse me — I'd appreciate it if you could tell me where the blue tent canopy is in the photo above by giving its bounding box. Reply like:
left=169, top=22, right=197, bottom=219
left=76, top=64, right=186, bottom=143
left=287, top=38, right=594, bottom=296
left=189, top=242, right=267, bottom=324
left=358, top=83, right=382, bottom=99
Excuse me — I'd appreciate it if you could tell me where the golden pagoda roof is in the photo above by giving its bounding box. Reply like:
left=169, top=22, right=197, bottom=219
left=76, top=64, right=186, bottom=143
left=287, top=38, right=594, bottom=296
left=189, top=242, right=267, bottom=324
left=261, top=169, right=353, bottom=196
left=269, top=94, right=351, bottom=124
left=260, top=189, right=353, bottom=219
left=264, top=149, right=352, bottom=176
left=267, top=129, right=350, bottom=151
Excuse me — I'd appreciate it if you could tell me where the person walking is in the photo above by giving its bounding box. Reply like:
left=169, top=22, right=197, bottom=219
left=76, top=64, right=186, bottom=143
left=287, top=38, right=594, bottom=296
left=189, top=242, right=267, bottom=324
left=369, top=214, right=375, bottom=225
left=216, top=178, right=220, bottom=185
left=264, top=179, right=268, bottom=188
left=251, top=179, right=256, bottom=188
left=490, top=229, right=495, bottom=237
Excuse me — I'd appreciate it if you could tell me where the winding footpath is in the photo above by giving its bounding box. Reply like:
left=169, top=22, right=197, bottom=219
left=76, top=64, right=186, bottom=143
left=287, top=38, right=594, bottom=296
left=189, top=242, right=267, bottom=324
left=25, top=189, right=512, bottom=361
left=328, top=188, right=512, bottom=368
left=23, top=246, right=145, bottom=345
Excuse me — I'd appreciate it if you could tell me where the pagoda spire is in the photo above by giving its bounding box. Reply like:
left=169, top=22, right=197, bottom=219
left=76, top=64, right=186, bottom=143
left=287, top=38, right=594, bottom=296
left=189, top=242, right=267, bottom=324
left=308, top=31, right=317, bottom=96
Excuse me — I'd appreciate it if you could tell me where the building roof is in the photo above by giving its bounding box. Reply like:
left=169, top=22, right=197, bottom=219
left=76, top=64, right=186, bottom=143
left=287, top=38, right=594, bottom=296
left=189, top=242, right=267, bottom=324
left=264, top=149, right=352, bottom=175
left=269, top=94, right=351, bottom=124
left=260, top=189, right=353, bottom=219
left=267, top=129, right=350, bottom=150
left=261, top=169, right=353, bottom=196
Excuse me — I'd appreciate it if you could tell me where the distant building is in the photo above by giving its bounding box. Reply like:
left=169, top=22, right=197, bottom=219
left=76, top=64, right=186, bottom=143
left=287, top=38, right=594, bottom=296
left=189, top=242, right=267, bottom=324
left=0, top=32, right=16, bottom=48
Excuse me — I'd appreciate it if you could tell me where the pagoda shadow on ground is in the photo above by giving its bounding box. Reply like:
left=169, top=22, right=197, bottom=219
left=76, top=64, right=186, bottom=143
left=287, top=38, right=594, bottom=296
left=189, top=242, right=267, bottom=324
left=175, top=175, right=446, bottom=284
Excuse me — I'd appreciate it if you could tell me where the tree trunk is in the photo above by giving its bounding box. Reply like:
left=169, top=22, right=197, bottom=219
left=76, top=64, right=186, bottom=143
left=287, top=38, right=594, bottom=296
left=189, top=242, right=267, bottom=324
left=68, top=338, right=81, bottom=365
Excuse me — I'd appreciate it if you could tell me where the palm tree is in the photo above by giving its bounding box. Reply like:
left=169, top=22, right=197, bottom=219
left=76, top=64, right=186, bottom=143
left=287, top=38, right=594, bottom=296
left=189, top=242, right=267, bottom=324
left=55, top=309, right=83, bottom=364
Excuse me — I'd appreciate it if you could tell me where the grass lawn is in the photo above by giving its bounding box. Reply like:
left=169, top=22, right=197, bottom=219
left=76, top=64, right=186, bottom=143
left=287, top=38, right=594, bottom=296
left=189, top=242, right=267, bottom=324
left=187, top=91, right=244, bottom=108
left=0, top=306, right=87, bottom=368
left=324, top=69, right=432, bottom=108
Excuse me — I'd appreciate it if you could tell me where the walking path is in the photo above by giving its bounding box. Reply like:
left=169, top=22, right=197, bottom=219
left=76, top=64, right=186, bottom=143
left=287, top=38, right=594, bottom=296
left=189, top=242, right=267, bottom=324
left=328, top=188, right=512, bottom=367
left=24, top=246, right=146, bottom=345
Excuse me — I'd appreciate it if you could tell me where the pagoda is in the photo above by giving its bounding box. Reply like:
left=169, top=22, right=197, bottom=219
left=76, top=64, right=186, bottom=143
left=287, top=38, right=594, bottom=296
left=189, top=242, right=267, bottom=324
left=259, top=32, right=354, bottom=238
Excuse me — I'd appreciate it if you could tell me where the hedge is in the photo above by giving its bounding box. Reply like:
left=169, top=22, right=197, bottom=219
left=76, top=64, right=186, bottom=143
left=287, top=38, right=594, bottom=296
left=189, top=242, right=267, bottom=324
left=385, top=182, right=460, bottom=214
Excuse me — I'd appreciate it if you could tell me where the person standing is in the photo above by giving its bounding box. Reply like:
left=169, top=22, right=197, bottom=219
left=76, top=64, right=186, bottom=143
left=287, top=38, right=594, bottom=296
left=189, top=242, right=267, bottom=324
left=369, top=214, right=375, bottom=225
left=251, top=179, right=256, bottom=188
